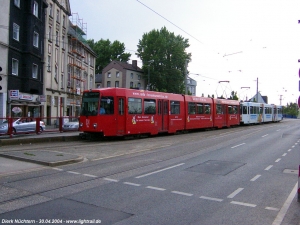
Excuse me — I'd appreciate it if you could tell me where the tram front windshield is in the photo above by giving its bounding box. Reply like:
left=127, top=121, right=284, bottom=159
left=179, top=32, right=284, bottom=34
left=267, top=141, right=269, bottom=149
left=81, top=92, right=100, bottom=116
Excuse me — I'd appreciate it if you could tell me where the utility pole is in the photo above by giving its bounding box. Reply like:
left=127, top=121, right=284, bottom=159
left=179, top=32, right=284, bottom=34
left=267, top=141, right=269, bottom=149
left=256, top=77, right=258, bottom=102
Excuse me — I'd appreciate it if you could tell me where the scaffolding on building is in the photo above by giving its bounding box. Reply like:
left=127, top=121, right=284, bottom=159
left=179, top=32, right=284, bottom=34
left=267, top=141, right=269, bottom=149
left=68, top=13, right=87, bottom=106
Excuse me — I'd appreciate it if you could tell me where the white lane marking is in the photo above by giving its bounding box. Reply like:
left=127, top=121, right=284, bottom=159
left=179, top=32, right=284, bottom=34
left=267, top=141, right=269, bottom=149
left=171, top=191, right=193, bottom=196
left=227, top=188, right=244, bottom=198
left=282, top=153, right=287, bottom=157
left=231, top=143, right=245, bottom=149
left=230, top=201, right=256, bottom=208
left=276, top=130, right=280, bottom=131
left=250, top=175, right=261, bottom=181
left=83, top=174, right=97, bottom=178
left=262, top=134, right=269, bottom=138
left=295, top=143, right=298, bottom=145
left=275, top=158, right=281, bottom=163
left=288, top=149, right=291, bottom=152
left=135, top=163, right=185, bottom=178
left=52, top=168, right=63, bottom=171
left=123, top=182, right=141, bottom=187
left=272, top=182, right=298, bottom=225
left=146, top=186, right=166, bottom=191
left=67, top=171, right=81, bottom=175
left=265, top=207, right=280, bottom=211
left=104, top=178, right=119, bottom=182
left=265, top=165, right=273, bottom=170
left=200, top=196, right=223, bottom=202
left=292, top=146, right=295, bottom=148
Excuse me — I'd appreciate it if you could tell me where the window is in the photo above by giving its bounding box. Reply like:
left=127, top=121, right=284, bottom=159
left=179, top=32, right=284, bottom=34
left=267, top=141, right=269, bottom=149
left=89, top=75, right=93, bottom=89
left=32, top=64, right=38, bottom=78
left=56, top=9, right=59, bottom=22
left=48, top=26, right=52, bottom=41
left=131, top=73, right=133, bottom=79
left=47, top=55, right=51, bottom=71
left=204, top=104, right=211, bottom=114
left=54, top=65, right=58, bottom=81
left=144, top=99, right=156, bottom=114
left=138, top=75, right=141, bottom=80
left=62, top=15, right=66, bottom=27
left=188, top=102, right=196, bottom=114
left=12, top=59, right=19, bottom=75
left=107, top=72, right=111, bottom=78
left=130, top=82, right=133, bottom=88
left=33, top=1, right=38, bottom=18
left=61, top=52, right=64, bottom=72
left=216, top=104, right=223, bottom=114
left=49, top=3, right=52, bottom=17
left=33, top=31, right=39, bottom=47
left=61, top=74, right=64, bottom=89
left=116, top=72, right=120, bottom=78
left=13, top=23, right=20, bottom=41
left=14, top=0, right=20, bottom=7
left=242, top=106, right=248, bottom=114
left=115, top=81, right=119, bottom=87
left=62, top=35, right=65, bottom=49
left=56, top=31, right=59, bottom=45
left=196, top=103, right=204, bottom=114
left=170, top=101, right=180, bottom=115
left=83, top=73, right=88, bottom=90
left=100, top=97, right=114, bottom=115
left=107, top=81, right=111, bottom=87
left=119, top=98, right=124, bottom=115
left=128, top=98, right=142, bottom=114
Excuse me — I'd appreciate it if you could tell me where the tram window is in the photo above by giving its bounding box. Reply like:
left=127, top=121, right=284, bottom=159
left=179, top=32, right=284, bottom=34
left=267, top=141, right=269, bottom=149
left=196, top=103, right=203, bottom=114
left=144, top=99, right=156, bottom=114
left=242, top=106, right=247, bottom=114
left=170, top=101, right=180, bottom=115
left=158, top=101, right=162, bottom=115
left=232, top=106, right=238, bottom=114
left=164, top=101, right=168, bottom=115
left=81, top=92, right=100, bottom=116
left=101, top=97, right=114, bottom=115
left=128, top=97, right=142, bottom=114
left=188, top=102, right=196, bottom=114
left=250, top=106, right=254, bottom=114
left=118, top=98, right=124, bottom=115
left=260, top=107, right=263, bottom=114
left=205, top=104, right=211, bottom=114
left=216, top=104, right=223, bottom=114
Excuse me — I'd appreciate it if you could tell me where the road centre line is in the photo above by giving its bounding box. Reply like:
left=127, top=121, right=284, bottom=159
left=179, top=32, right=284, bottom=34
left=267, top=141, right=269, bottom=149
left=104, top=178, right=119, bottom=182
left=230, top=201, right=256, bottom=208
left=171, top=191, right=193, bottom=196
left=146, top=186, right=166, bottom=191
left=282, top=153, right=287, bottom=157
left=227, top=188, right=244, bottom=198
left=265, top=165, right=273, bottom=170
left=135, top=163, right=185, bottom=178
left=83, top=174, right=97, bottom=178
left=200, top=196, right=223, bottom=202
left=231, top=143, right=245, bottom=149
left=288, top=149, right=292, bottom=152
left=52, top=168, right=63, bottom=171
left=272, top=182, right=298, bottom=225
left=265, top=207, right=279, bottom=211
left=275, top=158, right=281, bottom=163
left=250, top=175, right=261, bottom=181
left=124, top=182, right=141, bottom=186
left=262, top=134, right=269, bottom=138
left=67, top=171, right=81, bottom=175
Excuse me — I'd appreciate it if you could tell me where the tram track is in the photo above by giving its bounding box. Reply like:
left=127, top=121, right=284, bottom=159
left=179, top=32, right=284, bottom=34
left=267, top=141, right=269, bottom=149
left=0, top=122, right=287, bottom=210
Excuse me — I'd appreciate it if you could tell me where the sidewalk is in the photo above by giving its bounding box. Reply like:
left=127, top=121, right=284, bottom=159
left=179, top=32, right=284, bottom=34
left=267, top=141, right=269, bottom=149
left=0, top=132, right=84, bottom=172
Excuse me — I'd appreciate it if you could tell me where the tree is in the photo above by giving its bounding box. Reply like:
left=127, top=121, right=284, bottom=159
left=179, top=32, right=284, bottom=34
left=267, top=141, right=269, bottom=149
left=86, top=39, right=131, bottom=74
left=229, top=91, right=239, bottom=100
left=136, top=27, right=191, bottom=93
left=283, top=102, right=299, bottom=118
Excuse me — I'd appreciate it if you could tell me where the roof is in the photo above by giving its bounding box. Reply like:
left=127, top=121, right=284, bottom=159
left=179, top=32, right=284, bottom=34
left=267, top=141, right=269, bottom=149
left=113, top=61, right=143, bottom=72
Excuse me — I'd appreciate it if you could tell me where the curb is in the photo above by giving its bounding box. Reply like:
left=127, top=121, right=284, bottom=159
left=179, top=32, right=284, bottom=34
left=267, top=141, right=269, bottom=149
left=0, top=135, right=81, bottom=146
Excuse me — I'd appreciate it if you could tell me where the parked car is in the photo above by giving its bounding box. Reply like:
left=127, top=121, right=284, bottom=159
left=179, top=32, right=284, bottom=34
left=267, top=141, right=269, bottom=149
left=0, top=118, right=46, bottom=134
left=62, top=118, right=79, bottom=131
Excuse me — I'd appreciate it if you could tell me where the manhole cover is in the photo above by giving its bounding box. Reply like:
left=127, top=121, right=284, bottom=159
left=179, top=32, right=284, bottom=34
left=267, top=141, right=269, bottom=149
left=186, top=160, right=246, bottom=176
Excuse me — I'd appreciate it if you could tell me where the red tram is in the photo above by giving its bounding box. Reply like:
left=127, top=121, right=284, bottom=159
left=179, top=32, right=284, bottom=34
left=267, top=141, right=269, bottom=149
left=79, top=88, right=240, bottom=138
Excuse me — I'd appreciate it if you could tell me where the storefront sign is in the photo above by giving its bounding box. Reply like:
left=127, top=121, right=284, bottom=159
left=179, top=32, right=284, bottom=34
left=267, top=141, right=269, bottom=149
left=19, top=94, right=33, bottom=101
left=12, top=107, right=22, bottom=113
left=37, top=95, right=46, bottom=102
left=9, top=90, right=19, bottom=100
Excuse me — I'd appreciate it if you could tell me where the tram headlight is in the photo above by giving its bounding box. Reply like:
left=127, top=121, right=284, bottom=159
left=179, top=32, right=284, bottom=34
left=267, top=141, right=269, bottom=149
left=93, top=123, right=97, bottom=129
left=79, top=122, right=83, bottom=127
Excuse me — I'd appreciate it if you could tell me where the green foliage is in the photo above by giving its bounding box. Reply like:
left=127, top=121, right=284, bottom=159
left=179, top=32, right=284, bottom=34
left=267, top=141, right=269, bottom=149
left=229, top=91, right=239, bottom=100
left=136, top=27, right=191, bottom=93
left=283, top=103, right=299, bottom=117
left=87, top=39, right=131, bottom=74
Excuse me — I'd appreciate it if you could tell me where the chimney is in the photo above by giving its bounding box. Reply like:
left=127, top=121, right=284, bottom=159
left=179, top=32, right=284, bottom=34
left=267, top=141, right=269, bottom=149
left=132, top=60, right=137, bottom=69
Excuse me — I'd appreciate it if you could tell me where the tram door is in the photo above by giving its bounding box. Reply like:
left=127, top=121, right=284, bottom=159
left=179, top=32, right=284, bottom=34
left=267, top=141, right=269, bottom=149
left=116, top=97, right=125, bottom=135
left=158, top=100, right=169, bottom=131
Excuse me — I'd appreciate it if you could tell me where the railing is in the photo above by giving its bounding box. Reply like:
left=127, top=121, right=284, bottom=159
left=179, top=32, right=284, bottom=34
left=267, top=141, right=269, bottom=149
left=0, top=116, right=79, bottom=138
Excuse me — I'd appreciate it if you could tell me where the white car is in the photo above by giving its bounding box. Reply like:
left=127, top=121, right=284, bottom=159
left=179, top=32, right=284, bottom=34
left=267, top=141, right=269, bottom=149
left=62, top=118, right=79, bottom=131
left=0, top=118, right=46, bottom=134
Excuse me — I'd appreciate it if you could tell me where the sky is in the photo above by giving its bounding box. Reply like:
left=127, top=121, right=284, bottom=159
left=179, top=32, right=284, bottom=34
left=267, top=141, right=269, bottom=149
left=69, top=0, right=300, bottom=105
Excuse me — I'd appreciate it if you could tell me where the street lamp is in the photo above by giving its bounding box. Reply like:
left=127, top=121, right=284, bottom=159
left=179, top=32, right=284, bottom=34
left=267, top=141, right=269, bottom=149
left=147, top=60, right=154, bottom=90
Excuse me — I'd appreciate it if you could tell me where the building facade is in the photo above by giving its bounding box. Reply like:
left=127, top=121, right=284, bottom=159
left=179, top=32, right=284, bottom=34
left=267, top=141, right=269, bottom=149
left=102, top=60, right=145, bottom=90
left=5, top=0, right=48, bottom=119
left=43, top=0, right=96, bottom=125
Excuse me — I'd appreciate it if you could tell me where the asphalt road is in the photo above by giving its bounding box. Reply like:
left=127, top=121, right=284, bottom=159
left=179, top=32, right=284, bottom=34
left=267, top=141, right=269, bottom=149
left=0, top=120, right=299, bottom=225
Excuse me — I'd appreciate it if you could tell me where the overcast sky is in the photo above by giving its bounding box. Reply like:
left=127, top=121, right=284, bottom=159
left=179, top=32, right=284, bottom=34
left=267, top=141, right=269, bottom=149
left=69, top=0, right=300, bottom=105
